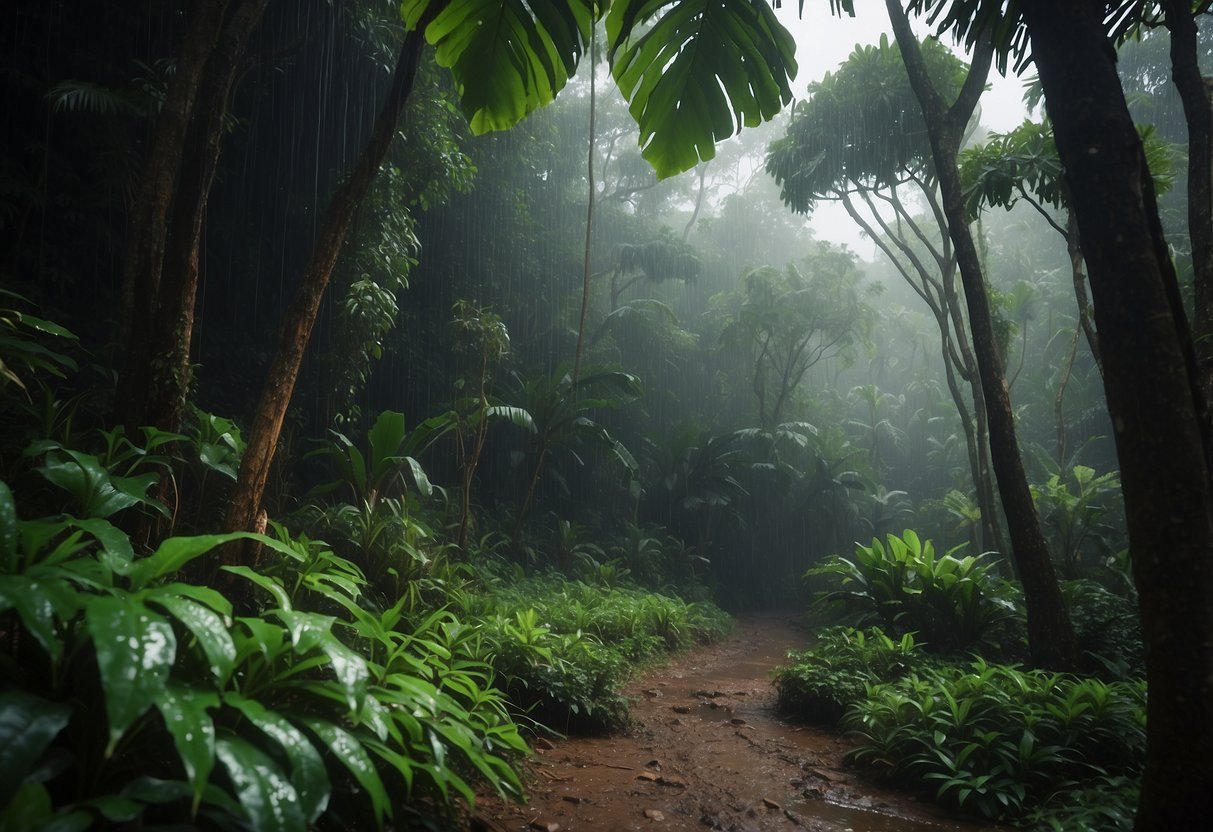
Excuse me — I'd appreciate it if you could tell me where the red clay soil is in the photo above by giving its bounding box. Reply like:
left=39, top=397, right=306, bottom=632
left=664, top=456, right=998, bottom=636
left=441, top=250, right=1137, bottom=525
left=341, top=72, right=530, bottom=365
left=472, top=612, right=1001, bottom=832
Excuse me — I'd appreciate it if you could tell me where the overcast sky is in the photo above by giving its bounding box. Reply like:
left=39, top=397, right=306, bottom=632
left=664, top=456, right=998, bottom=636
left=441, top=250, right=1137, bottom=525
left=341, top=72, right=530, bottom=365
left=768, top=4, right=1036, bottom=252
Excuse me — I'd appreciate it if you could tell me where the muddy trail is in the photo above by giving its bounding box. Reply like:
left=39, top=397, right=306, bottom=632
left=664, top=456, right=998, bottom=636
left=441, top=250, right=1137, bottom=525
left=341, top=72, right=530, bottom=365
left=474, top=613, right=1000, bottom=832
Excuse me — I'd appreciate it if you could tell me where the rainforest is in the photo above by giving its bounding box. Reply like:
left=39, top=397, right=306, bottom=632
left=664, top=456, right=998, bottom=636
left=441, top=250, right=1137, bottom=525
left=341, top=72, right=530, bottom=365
left=1, top=1, right=1210, bottom=831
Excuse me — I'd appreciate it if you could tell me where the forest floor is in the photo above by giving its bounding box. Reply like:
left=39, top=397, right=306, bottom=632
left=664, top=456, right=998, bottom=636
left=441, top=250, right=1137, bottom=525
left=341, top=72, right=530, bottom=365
left=472, top=612, right=1002, bottom=832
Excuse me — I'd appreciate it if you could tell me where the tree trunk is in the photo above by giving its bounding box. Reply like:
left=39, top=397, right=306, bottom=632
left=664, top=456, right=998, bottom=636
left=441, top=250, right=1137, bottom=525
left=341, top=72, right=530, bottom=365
left=886, top=0, right=1078, bottom=669
left=222, top=26, right=429, bottom=553
left=143, top=0, right=271, bottom=434
left=116, top=0, right=230, bottom=431
left=1020, top=1, right=1213, bottom=825
left=1165, top=0, right=1213, bottom=441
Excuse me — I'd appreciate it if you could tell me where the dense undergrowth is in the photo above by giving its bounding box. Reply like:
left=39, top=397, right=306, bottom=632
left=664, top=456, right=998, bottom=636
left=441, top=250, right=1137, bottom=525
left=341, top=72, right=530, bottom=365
left=776, top=531, right=1145, bottom=831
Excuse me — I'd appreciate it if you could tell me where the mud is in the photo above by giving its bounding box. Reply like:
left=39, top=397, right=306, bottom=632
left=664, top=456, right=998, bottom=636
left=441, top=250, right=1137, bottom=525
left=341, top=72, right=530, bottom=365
left=473, top=612, right=1001, bottom=832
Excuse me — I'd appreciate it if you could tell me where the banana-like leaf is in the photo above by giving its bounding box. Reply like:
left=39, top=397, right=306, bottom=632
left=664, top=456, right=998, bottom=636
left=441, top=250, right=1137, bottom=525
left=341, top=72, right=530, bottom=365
left=404, top=0, right=596, bottom=134
left=153, top=685, right=218, bottom=814
left=214, top=736, right=306, bottom=832
left=84, top=595, right=177, bottom=755
left=607, top=0, right=797, bottom=177
left=0, top=690, right=72, bottom=809
left=146, top=587, right=237, bottom=683
left=224, top=694, right=331, bottom=824
left=299, top=718, right=391, bottom=830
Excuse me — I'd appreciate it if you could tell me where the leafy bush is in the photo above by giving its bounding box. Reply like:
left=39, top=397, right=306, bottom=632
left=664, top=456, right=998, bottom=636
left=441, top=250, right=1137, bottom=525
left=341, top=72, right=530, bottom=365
left=807, top=529, right=1021, bottom=652
left=0, top=480, right=527, bottom=831
left=472, top=575, right=731, bottom=733
left=773, top=626, right=927, bottom=724
left=844, top=659, right=1145, bottom=822
left=1063, top=578, right=1143, bottom=678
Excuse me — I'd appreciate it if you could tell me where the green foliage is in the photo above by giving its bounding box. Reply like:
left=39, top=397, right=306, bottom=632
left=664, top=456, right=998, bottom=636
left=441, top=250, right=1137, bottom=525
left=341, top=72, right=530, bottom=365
left=1063, top=578, right=1143, bottom=679
left=0, top=477, right=528, bottom=830
left=474, top=574, right=731, bottom=732
left=404, top=0, right=797, bottom=178
left=807, top=530, right=1021, bottom=652
left=0, top=291, right=79, bottom=401
left=844, top=659, right=1145, bottom=822
left=1030, top=465, right=1124, bottom=576
left=774, top=626, right=926, bottom=725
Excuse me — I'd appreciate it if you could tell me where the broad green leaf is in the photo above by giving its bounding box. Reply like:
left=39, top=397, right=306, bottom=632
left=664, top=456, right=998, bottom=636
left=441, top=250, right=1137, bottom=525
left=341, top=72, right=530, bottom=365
left=214, top=736, right=305, bottom=832
left=84, top=594, right=177, bottom=754
left=0, top=576, right=78, bottom=664
left=299, top=718, right=390, bottom=830
left=405, top=0, right=595, bottom=134
left=154, top=685, right=217, bottom=814
left=367, top=410, right=407, bottom=479
left=0, top=690, right=72, bottom=809
left=0, top=781, right=53, bottom=831
left=224, top=695, right=330, bottom=823
left=606, top=0, right=796, bottom=177
left=70, top=517, right=133, bottom=575
left=125, top=532, right=250, bottom=589
left=275, top=610, right=369, bottom=711
left=0, top=481, right=17, bottom=573
left=35, top=449, right=168, bottom=519
left=222, top=565, right=293, bottom=611
left=146, top=587, right=237, bottom=683
left=80, top=794, right=143, bottom=822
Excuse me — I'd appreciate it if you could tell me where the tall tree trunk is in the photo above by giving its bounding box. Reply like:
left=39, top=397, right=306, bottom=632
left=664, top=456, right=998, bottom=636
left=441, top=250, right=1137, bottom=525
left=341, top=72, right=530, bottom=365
left=1020, top=1, right=1213, bottom=825
left=1165, top=0, right=1213, bottom=439
left=116, top=0, right=230, bottom=431
left=144, top=0, right=271, bottom=434
left=886, top=0, right=1078, bottom=669
left=222, top=26, right=429, bottom=552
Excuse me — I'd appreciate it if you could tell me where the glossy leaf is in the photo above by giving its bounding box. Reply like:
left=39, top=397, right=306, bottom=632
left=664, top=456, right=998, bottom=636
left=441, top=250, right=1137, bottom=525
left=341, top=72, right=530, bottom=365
left=146, top=587, right=237, bottom=683
left=276, top=609, right=369, bottom=711
left=0, top=690, right=72, bottom=809
left=300, top=718, right=391, bottom=829
left=405, top=0, right=596, bottom=134
left=607, top=0, right=796, bottom=177
left=214, top=735, right=305, bottom=832
left=0, top=481, right=16, bottom=573
left=225, top=694, right=331, bottom=823
left=84, top=594, right=177, bottom=754
left=154, top=685, right=218, bottom=814
left=125, top=532, right=250, bottom=589
left=0, top=576, right=78, bottom=665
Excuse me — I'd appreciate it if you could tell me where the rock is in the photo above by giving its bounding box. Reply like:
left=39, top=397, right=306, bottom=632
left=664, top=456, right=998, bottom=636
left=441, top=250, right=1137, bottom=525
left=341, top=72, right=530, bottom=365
left=533, top=737, right=556, bottom=750
left=529, top=819, right=561, bottom=832
left=646, top=759, right=663, bottom=771
left=636, top=771, right=660, bottom=782
left=672, top=705, right=691, bottom=714
left=762, top=797, right=782, bottom=811
left=561, top=795, right=587, bottom=805
left=658, top=773, right=688, bottom=787
left=470, top=813, right=509, bottom=832
left=729, top=718, right=746, bottom=725
left=644, top=809, right=665, bottom=821
left=644, top=688, right=663, bottom=698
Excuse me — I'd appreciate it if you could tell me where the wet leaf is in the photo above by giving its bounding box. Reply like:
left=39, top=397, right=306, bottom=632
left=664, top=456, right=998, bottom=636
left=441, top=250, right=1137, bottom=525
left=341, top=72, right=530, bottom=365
left=147, top=588, right=237, bottom=683
left=154, top=684, right=218, bottom=813
left=125, top=533, right=249, bottom=589
left=214, top=735, right=305, bottom=832
left=225, top=694, right=331, bottom=824
left=300, top=718, right=390, bottom=829
left=85, top=594, right=177, bottom=754
left=0, top=690, right=72, bottom=808
left=0, top=576, right=79, bottom=665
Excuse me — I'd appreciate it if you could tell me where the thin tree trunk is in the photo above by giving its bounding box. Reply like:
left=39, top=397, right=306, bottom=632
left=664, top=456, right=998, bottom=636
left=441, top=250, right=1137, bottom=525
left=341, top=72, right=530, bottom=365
left=1066, top=209, right=1102, bottom=376
left=1021, top=1, right=1213, bottom=824
left=222, top=26, right=429, bottom=554
left=886, top=0, right=1077, bottom=669
left=144, top=0, right=271, bottom=434
left=116, top=0, right=230, bottom=431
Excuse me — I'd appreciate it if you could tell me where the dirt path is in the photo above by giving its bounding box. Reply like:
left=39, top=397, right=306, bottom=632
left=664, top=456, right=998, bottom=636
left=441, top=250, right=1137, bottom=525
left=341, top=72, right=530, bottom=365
left=474, top=612, right=999, bottom=832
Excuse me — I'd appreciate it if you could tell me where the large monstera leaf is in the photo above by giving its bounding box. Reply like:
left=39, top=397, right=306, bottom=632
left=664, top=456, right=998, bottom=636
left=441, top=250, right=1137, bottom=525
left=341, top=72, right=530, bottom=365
left=403, top=0, right=597, bottom=133
left=403, top=0, right=796, bottom=180
left=606, top=0, right=797, bottom=177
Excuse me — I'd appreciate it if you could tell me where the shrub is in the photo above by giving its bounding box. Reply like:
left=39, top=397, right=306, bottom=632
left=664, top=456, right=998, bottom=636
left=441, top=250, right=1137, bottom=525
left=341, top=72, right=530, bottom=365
left=0, top=480, right=527, bottom=831
left=773, top=627, right=927, bottom=724
left=807, top=529, right=1021, bottom=652
left=844, top=658, right=1146, bottom=822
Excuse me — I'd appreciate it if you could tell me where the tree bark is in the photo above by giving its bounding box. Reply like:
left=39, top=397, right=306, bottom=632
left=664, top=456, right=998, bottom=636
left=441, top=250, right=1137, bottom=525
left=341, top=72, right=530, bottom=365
left=1165, top=0, right=1213, bottom=442
left=1020, top=1, right=1213, bottom=825
left=142, top=0, right=270, bottom=434
left=886, top=0, right=1078, bottom=669
left=116, top=0, right=230, bottom=431
left=222, top=26, right=429, bottom=552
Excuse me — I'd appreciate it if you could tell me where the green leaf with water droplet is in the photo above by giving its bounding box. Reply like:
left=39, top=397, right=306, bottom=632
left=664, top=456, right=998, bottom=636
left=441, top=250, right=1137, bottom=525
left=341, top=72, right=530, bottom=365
left=275, top=610, right=368, bottom=712
left=147, top=587, right=237, bottom=683
left=0, top=690, right=72, bottom=809
left=0, top=575, right=78, bottom=666
left=300, top=718, right=390, bottom=830
left=125, top=532, right=248, bottom=589
left=214, top=735, right=305, bottom=832
left=0, top=481, right=18, bottom=573
left=85, top=594, right=177, bottom=755
left=225, top=694, right=330, bottom=824
left=223, top=565, right=293, bottom=611
left=154, top=684, right=217, bottom=814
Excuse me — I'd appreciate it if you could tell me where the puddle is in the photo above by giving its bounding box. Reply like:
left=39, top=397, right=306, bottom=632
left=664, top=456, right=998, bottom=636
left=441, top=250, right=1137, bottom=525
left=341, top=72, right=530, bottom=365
left=791, top=799, right=979, bottom=831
